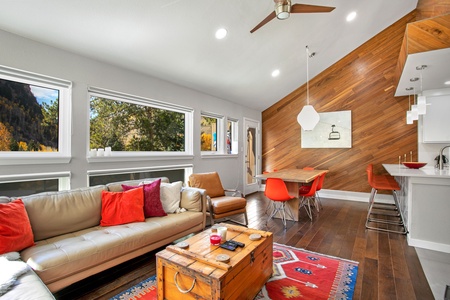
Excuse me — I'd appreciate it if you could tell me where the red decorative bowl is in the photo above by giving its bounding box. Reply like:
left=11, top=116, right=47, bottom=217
left=403, top=162, right=427, bottom=169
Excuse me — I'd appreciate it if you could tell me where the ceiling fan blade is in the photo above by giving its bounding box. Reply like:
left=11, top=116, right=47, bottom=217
left=250, top=11, right=276, bottom=33
left=291, top=4, right=335, bottom=13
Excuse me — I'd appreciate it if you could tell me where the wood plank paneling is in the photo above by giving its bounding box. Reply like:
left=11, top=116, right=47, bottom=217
left=262, top=12, right=418, bottom=193
left=416, top=0, right=450, bottom=20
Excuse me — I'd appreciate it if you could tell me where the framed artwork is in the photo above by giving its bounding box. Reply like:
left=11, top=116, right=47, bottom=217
left=301, top=110, right=352, bottom=148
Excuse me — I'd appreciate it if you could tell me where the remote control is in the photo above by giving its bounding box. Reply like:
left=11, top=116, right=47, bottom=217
left=220, top=241, right=236, bottom=251
left=228, top=240, right=245, bottom=248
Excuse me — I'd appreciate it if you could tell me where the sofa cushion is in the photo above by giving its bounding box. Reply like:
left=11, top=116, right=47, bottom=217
left=20, top=186, right=106, bottom=241
left=0, top=200, right=35, bottom=255
left=106, top=177, right=170, bottom=192
left=20, top=212, right=204, bottom=286
left=188, top=172, right=225, bottom=198
left=100, top=188, right=145, bottom=226
left=160, top=181, right=182, bottom=213
left=122, top=179, right=167, bottom=218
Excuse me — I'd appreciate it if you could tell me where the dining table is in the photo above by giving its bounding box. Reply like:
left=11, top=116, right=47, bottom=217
left=254, top=169, right=329, bottom=221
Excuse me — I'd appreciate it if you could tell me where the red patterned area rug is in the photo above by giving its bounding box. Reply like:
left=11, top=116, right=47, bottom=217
left=110, top=243, right=358, bottom=300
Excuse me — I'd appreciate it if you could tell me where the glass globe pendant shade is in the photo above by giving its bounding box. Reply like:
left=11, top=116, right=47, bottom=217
left=411, top=105, right=419, bottom=120
left=406, top=111, right=413, bottom=124
left=297, top=105, right=320, bottom=131
left=417, top=95, right=427, bottom=115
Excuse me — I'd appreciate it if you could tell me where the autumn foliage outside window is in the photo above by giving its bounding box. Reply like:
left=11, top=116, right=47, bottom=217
left=90, top=97, right=185, bottom=152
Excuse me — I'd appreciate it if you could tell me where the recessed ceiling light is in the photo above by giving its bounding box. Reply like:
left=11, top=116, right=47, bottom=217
left=271, top=69, right=280, bottom=77
left=445, top=80, right=450, bottom=85
left=215, top=28, right=227, bottom=39
left=346, top=11, right=357, bottom=22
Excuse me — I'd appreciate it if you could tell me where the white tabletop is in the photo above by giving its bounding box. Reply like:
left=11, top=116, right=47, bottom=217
left=383, top=164, right=450, bottom=178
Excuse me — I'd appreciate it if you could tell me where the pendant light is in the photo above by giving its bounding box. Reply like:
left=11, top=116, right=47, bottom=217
left=411, top=88, right=418, bottom=121
left=417, top=66, right=427, bottom=115
left=406, top=92, right=413, bottom=124
left=297, top=46, right=320, bottom=131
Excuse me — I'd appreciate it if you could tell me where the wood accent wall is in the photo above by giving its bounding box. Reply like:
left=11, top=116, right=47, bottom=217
left=262, top=12, right=418, bottom=193
left=394, top=14, right=450, bottom=90
left=416, top=0, right=450, bottom=20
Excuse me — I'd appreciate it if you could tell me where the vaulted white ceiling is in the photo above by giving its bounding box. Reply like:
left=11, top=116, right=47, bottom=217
left=0, top=0, right=417, bottom=111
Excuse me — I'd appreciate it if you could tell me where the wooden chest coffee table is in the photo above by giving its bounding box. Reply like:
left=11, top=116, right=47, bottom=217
left=156, top=223, right=273, bottom=300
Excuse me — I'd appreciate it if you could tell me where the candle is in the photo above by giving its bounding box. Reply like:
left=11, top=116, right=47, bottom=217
left=97, top=148, right=105, bottom=156
left=210, top=234, right=221, bottom=245
left=410, top=151, right=413, bottom=162
left=217, top=227, right=227, bottom=243
left=90, top=149, right=97, bottom=157
left=105, top=147, right=112, bottom=156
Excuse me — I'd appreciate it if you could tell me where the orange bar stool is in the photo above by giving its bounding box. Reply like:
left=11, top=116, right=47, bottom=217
left=298, top=174, right=321, bottom=221
left=265, top=178, right=295, bottom=228
left=365, top=164, right=407, bottom=234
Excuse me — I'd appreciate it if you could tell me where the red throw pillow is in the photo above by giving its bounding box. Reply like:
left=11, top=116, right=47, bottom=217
left=122, top=179, right=167, bottom=218
left=100, top=187, right=145, bottom=226
left=0, top=199, right=35, bottom=254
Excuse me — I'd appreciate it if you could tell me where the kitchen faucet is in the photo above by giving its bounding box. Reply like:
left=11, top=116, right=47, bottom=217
left=438, top=145, right=450, bottom=170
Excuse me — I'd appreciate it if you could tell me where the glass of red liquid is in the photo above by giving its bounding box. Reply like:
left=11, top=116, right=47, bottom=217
left=210, top=234, right=221, bottom=245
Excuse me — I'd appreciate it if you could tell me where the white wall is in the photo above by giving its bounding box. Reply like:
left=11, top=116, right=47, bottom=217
left=418, top=88, right=450, bottom=167
left=0, top=29, right=261, bottom=191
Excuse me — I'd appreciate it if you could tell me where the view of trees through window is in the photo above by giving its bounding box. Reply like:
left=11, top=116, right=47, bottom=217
left=90, top=97, right=185, bottom=151
left=0, top=78, right=59, bottom=152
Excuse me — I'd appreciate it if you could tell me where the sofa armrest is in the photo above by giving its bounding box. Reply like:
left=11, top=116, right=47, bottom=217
left=180, top=187, right=207, bottom=213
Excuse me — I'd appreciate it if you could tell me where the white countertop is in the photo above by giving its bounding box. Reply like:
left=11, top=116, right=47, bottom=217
left=383, top=164, right=450, bottom=178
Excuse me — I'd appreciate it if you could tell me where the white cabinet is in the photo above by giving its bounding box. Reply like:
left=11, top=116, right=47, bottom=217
left=422, top=95, right=450, bottom=143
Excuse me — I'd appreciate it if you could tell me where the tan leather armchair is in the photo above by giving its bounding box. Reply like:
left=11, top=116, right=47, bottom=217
left=188, top=172, right=248, bottom=226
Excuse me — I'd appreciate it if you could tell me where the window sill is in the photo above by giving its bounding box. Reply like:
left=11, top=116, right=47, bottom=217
left=0, top=156, right=72, bottom=166
left=201, top=153, right=239, bottom=159
left=87, top=153, right=194, bottom=163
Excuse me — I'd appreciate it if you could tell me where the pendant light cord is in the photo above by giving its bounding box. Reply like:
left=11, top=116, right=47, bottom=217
left=306, top=46, right=310, bottom=105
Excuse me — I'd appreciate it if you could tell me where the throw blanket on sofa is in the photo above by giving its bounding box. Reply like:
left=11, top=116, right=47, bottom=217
left=0, top=252, right=29, bottom=296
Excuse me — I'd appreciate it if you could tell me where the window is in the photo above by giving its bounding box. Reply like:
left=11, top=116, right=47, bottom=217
left=227, top=119, right=239, bottom=155
left=201, top=112, right=238, bottom=155
left=0, top=65, right=72, bottom=165
left=88, top=166, right=191, bottom=186
left=201, top=114, right=220, bottom=152
left=0, top=172, right=70, bottom=197
left=89, top=87, right=192, bottom=157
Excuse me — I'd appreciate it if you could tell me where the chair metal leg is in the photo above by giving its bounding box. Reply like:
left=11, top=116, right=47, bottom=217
left=365, top=188, right=407, bottom=234
left=267, top=201, right=294, bottom=229
left=299, top=196, right=313, bottom=221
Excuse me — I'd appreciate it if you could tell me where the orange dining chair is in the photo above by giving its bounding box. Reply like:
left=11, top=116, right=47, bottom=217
left=299, top=167, right=326, bottom=212
left=298, top=174, right=321, bottom=221
left=365, top=164, right=407, bottom=234
left=265, top=178, right=295, bottom=228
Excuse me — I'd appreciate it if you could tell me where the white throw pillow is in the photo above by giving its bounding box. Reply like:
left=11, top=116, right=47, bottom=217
left=160, top=181, right=183, bottom=213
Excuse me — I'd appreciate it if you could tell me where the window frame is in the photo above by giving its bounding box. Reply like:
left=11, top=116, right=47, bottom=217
left=0, top=171, right=71, bottom=196
left=87, top=164, right=193, bottom=186
left=227, top=118, right=239, bottom=155
left=201, top=112, right=239, bottom=157
left=0, top=65, right=72, bottom=166
left=87, top=86, right=193, bottom=162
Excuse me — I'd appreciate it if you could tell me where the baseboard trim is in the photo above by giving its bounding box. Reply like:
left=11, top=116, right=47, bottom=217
left=258, top=186, right=395, bottom=204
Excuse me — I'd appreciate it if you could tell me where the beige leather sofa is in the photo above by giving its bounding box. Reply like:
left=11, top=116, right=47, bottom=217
left=0, top=177, right=206, bottom=299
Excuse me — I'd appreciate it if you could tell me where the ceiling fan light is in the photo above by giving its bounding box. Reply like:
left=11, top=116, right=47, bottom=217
left=275, top=1, right=291, bottom=20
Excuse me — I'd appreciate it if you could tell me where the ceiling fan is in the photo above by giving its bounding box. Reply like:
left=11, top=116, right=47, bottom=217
left=250, top=0, right=335, bottom=33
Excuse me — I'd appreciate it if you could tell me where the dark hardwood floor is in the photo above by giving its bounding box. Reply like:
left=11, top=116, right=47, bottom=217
left=53, top=192, right=434, bottom=300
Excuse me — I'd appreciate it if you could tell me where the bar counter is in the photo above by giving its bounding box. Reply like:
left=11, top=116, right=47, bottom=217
left=383, top=164, right=450, bottom=253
